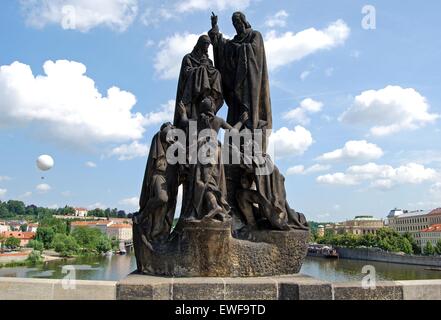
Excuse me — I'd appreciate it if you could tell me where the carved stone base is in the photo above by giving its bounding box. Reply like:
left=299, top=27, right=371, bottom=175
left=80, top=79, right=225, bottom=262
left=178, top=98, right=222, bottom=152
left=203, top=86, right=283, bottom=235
left=135, top=219, right=309, bottom=277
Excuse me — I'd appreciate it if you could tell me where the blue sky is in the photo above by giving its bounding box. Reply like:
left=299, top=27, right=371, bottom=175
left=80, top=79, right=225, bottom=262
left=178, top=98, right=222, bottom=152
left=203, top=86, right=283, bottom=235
left=0, top=0, right=440, bottom=222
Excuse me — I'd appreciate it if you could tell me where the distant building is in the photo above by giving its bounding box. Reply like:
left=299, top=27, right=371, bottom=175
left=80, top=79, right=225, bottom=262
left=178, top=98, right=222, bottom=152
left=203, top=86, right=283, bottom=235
left=317, top=225, right=325, bottom=237
left=0, top=221, right=9, bottom=233
left=388, top=208, right=441, bottom=247
left=70, top=220, right=112, bottom=234
left=26, top=223, right=39, bottom=233
left=1, top=231, right=36, bottom=247
left=418, top=224, right=441, bottom=248
left=74, top=208, right=89, bottom=217
left=107, top=224, right=132, bottom=241
left=325, top=216, right=384, bottom=236
left=70, top=220, right=132, bottom=242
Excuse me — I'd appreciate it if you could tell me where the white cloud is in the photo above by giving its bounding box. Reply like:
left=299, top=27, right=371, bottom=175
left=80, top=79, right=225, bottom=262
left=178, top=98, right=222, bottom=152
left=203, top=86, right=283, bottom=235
left=156, top=20, right=349, bottom=79
left=19, top=192, right=33, bottom=199
left=20, top=0, right=138, bottom=32
left=175, top=0, right=251, bottom=12
left=119, top=197, right=139, bottom=208
left=340, top=86, right=439, bottom=136
left=110, top=141, right=149, bottom=160
left=0, top=188, right=7, bottom=198
left=265, top=20, right=350, bottom=71
left=268, top=126, right=313, bottom=158
left=317, top=162, right=439, bottom=188
left=300, top=70, right=310, bottom=81
left=88, top=202, right=107, bottom=210
left=0, top=176, right=11, bottom=181
left=0, top=60, right=146, bottom=148
left=143, top=100, right=175, bottom=126
left=155, top=33, right=215, bottom=80
left=85, top=161, right=97, bottom=168
left=36, top=183, right=51, bottom=193
left=287, top=164, right=331, bottom=175
left=265, top=10, right=289, bottom=28
left=430, top=182, right=441, bottom=196
left=140, top=7, right=175, bottom=27
left=325, top=67, right=334, bottom=77
left=284, top=98, right=323, bottom=126
left=317, top=172, right=359, bottom=186
left=317, top=140, right=384, bottom=162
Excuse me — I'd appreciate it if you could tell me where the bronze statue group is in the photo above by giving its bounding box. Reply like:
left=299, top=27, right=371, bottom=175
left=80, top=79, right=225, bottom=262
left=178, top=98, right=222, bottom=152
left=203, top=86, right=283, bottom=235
left=134, top=12, right=309, bottom=254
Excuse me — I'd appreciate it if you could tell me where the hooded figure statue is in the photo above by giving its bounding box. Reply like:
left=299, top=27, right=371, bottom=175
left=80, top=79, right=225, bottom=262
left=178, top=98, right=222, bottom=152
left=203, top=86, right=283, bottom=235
left=173, top=35, right=224, bottom=129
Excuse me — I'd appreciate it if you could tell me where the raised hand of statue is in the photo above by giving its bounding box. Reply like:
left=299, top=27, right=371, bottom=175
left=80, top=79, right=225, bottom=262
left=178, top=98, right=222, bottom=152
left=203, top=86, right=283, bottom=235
left=211, top=12, right=218, bottom=28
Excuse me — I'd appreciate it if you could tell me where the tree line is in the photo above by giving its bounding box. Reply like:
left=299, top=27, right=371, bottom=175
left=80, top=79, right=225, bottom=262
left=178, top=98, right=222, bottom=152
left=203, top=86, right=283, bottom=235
left=0, top=200, right=134, bottom=220
left=314, top=227, right=441, bottom=256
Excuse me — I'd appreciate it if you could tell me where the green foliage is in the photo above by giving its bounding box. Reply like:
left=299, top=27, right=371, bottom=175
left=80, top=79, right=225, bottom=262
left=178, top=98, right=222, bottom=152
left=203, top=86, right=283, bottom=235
left=26, top=250, right=43, bottom=265
left=27, top=239, right=44, bottom=252
left=5, top=237, right=21, bottom=248
left=36, top=227, right=55, bottom=249
left=436, top=239, right=441, bottom=255
left=316, top=228, right=416, bottom=254
left=52, top=234, right=80, bottom=257
left=72, top=227, right=112, bottom=254
left=96, top=237, right=112, bottom=254
left=424, top=241, right=436, bottom=255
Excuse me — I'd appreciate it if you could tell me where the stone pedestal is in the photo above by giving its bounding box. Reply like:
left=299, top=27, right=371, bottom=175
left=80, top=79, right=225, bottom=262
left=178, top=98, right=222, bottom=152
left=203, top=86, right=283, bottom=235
left=117, top=274, right=332, bottom=300
left=136, top=219, right=309, bottom=277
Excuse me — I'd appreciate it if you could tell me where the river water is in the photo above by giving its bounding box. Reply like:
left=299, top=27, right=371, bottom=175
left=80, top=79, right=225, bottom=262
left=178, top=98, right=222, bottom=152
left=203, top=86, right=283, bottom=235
left=1, top=254, right=441, bottom=282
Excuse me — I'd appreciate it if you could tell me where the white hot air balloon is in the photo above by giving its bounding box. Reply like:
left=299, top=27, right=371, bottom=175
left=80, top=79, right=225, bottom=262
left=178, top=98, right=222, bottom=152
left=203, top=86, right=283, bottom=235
left=37, top=155, right=54, bottom=172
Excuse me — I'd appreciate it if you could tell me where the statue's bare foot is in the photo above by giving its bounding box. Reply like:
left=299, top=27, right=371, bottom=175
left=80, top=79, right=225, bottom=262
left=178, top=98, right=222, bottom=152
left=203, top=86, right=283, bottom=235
left=204, top=207, right=229, bottom=222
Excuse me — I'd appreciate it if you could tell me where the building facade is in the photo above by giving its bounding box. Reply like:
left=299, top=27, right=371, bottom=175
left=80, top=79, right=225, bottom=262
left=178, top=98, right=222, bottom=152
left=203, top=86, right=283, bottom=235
left=418, top=224, right=441, bottom=248
left=74, top=208, right=89, bottom=217
left=387, top=208, right=441, bottom=247
left=106, top=224, right=132, bottom=241
left=1, top=231, right=36, bottom=247
left=325, top=216, right=384, bottom=236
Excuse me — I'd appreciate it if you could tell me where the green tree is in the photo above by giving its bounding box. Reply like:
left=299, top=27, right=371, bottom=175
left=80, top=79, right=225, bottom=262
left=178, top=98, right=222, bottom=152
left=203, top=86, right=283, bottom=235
left=398, top=237, right=413, bottom=255
left=424, top=241, right=436, bottom=255
left=0, top=203, right=13, bottom=218
left=96, top=237, right=112, bottom=254
left=52, top=234, right=80, bottom=257
left=5, top=237, right=21, bottom=249
left=27, top=240, right=44, bottom=252
left=6, top=200, right=26, bottom=216
left=403, top=233, right=420, bottom=255
left=435, top=239, right=441, bottom=255
left=26, top=250, right=43, bottom=265
left=72, top=227, right=105, bottom=252
left=20, top=224, right=28, bottom=232
left=36, top=227, right=55, bottom=249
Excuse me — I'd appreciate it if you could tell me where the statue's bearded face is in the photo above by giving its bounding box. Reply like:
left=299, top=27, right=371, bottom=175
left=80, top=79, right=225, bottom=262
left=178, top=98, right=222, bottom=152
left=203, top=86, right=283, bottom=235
left=232, top=16, right=246, bottom=34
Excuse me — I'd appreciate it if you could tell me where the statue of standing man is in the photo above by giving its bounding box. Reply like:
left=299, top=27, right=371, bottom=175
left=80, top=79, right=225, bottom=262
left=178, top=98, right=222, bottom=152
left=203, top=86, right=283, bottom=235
left=208, top=11, right=272, bottom=136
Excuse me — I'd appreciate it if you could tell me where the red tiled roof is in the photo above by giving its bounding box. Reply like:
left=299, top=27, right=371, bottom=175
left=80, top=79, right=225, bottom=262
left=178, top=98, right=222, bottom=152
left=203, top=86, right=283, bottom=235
left=428, top=208, right=441, bottom=216
left=71, top=220, right=109, bottom=227
left=108, top=224, right=131, bottom=229
left=1, top=231, right=36, bottom=240
left=421, top=224, right=441, bottom=233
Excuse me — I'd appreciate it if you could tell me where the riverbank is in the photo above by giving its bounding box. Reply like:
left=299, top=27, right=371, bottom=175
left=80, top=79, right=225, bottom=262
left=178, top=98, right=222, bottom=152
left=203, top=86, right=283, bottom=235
left=336, top=247, right=441, bottom=267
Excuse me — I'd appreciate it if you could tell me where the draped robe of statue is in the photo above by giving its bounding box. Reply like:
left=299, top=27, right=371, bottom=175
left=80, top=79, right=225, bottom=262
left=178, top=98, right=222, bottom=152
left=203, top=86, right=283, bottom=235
left=173, top=37, right=223, bottom=128
left=134, top=127, right=178, bottom=271
left=208, top=22, right=272, bottom=133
